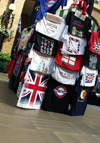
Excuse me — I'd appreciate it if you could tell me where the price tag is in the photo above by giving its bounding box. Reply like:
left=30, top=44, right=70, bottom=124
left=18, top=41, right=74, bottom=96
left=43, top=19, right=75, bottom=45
left=75, top=10, right=86, bottom=21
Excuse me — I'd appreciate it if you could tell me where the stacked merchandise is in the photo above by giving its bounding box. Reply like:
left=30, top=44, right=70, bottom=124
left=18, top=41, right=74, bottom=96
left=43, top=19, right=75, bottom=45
left=44, top=1, right=92, bottom=114
left=69, top=31, right=100, bottom=116
left=8, top=27, right=34, bottom=92
left=17, top=0, right=95, bottom=114
left=86, top=30, right=100, bottom=107
left=52, top=1, right=99, bottom=115
left=8, top=0, right=99, bottom=115
left=17, top=12, right=67, bottom=109
left=8, top=0, right=67, bottom=95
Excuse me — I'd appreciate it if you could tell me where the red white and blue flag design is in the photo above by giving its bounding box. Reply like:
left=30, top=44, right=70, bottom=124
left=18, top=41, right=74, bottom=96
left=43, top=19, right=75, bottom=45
left=17, top=70, right=49, bottom=109
left=85, top=73, right=94, bottom=83
left=93, top=41, right=100, bottom=54
left=45, top=0, right=56, bottom=9
left=68, top=37, right=80, bottom=54
left=17, top=17, right=21, bottom=33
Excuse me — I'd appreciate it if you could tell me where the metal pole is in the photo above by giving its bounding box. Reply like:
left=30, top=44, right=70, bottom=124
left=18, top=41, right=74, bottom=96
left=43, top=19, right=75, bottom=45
left=0, top=35, right=5, bottom=51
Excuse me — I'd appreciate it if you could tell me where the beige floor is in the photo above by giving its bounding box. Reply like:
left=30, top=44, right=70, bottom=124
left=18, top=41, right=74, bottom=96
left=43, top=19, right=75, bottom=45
left=0, top=73, right=100, bottom=143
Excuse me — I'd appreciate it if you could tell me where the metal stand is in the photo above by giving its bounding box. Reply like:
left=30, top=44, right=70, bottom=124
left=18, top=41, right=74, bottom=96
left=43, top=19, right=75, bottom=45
left=0, top=35, right=5, bottom=51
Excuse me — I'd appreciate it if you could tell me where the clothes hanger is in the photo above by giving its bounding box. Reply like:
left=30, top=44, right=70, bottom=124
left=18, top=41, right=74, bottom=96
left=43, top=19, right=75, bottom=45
left=26, top=24, right=35, bottom=31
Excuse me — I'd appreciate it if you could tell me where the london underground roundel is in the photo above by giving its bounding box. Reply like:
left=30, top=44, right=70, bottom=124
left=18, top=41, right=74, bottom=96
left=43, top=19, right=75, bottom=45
left=45, top=0, right=56, bottom=9
left=54, top=86, right=67, bottom=98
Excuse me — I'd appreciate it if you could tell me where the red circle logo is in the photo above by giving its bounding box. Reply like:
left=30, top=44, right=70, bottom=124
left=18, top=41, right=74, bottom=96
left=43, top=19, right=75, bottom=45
left=45, top=0, right=56, bottom=9
left=54, top=86, right=67, bottom=98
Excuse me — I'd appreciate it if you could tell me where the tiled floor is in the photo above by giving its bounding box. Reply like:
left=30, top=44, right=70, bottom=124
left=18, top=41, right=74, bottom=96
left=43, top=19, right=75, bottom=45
left=0, top=73, right=100, bottom=143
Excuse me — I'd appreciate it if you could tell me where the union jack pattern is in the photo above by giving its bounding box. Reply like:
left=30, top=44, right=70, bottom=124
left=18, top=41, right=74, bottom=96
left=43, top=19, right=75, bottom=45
left=68, top=37, right=80, bottom=54
left=85, top=73, right=94, bottom=83
left=93, top=41, right=100, bottom=53
left=17, top=17, right=21, bottom=33
left=17, top=70, right=49, bottom=109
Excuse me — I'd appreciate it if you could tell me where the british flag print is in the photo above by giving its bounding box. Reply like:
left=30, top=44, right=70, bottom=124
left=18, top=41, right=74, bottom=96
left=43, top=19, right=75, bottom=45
left=17, top=17, right=21, bottom=33
left=68, top=37, right=80, bottom=54
left=85, top=73, right=94, bottom=83
left=93, top=41, right=100, bottom=53
left=17, top=70, right=49, bottom=109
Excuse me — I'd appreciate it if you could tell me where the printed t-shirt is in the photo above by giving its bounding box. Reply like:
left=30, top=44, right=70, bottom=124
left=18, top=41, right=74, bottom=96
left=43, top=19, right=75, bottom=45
left=36, top=0, right=67, bottom=19
left=24, top=64, right=31, bottom=81
left=18, top=28, right=34, bottom=51
left=88, top=31, right=100, bottom=55
left=13, top=53, right=27, bottom=77
left=28, top=0, right=40, bottom=26
left=45, top=76, right=75, bottom=114
left=29, top=30, right=59, bottom=57
left=61, top=26, right=87, bottom=55
left=84, top=45, right=100, bottom=70
left=87, top=76, right=100, bottom=106
left=80, top=65, right=98, bottom=87
left=55, top=43, right=84, bottom=71
left=17, top=70, right=49, bottom=109
left=69, top=80, right=93, bottom=116
left=28, top=49, right=55, bottom=75
left=51, top=64, right=79, bottom=85
left=36, top=12, right=66, bottom=41
left=65, top=9, right=91, bottom=38
left=92, top=76, right=100, bottom=96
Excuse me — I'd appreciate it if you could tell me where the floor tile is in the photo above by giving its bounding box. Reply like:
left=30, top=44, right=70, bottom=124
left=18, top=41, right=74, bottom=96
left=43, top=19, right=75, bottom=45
left=0, top=102, right=56, bottom=120
left=0, top=126, right=63, bottom=143
left=48, top=111, right=94, bottom=124
left=30, top=118, right=79, bottom=133
left=55, top=132, right=100, bottom=143
left=88, top=105, right=100, bottom=112
left=85, top=106, right=100, bottom=116
left=68, top=123, right=99, bottom=134
left=92, top=135, right=100, bottom=142
left=87, top=124, right=100, bottom=134
left=0, top=107, right=2, bottom=113
left=0, top=73, right=9, bottom=82
left=84, top=116, right=100, bottom=124
left=0, top=113, right=35, bottom=129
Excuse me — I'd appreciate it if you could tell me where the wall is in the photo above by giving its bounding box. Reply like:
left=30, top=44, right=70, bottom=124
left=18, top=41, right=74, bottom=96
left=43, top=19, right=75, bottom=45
left=0, top=0, right=8, bottom=15
left=0, top=0, right=26, bottom=53
left=91, top=3, right=100, bottom=26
